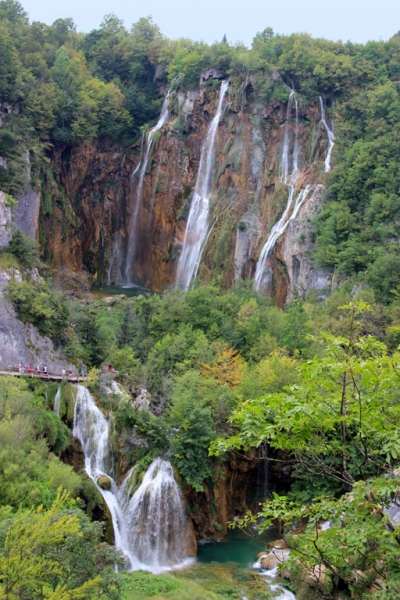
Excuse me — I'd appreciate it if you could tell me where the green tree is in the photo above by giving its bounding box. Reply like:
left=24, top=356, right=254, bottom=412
left=0, top=491, right=123, bottom=599
left=212, top=302, right=400, bottom=489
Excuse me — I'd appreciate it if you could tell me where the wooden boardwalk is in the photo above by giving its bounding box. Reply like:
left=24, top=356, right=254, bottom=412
left=0, top=370, right=87, bottom=383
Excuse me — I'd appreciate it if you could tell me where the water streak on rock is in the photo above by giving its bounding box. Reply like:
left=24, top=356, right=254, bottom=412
left=176, top=81, right=229, bottom=290
left=125, top=94, right=171, bottom=284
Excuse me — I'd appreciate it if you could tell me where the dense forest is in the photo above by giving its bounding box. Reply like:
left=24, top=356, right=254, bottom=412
left=1, top=0, right=400, bottom=598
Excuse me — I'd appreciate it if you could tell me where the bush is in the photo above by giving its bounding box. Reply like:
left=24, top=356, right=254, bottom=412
left=7, top=228, right=38, bottom=268
left=6, top=278, right=70, bottom=346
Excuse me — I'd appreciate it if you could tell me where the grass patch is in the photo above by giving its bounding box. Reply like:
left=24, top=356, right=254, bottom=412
left=119, top=570, right=225, bottom=600
left=0, top=252, right=20, bottom=270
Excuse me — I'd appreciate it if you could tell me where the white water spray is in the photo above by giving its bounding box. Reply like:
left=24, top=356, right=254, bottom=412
left=176, top=81, right=229, bottom=290
left=319, top=97, right=335, bottom=172
left=72, top=385, right=194, bottom=573
left=125, top=94, right=171, bottom=285
left=53, top=388, right=61, bottom=416
left=254, top=89, right=304, bottom=291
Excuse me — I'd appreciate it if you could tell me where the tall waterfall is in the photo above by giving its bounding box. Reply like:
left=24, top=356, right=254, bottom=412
left=319, top=97, right=335, bottom=172
left=124, top=94, right=171, bottom=285
left=73, top=385, right=194, bottom=572
left=175, top=81, right=229, bottom=290
left=254, top=89, right=304, bottom=292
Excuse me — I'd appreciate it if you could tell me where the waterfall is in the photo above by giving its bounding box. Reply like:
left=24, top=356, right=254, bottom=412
left=72, top=385, right=194, bottom=573
left=53, top=387, right=61, bottom=416
left=124, top=94, right=171, bottom=285
left=319, top=97, right=335, bottom=172
left=175, top=81, right=229, bottom=290
left=254, top=89, right=303, bottom=292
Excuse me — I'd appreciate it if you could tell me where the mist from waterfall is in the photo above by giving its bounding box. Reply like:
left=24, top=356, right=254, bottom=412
left=254, top=89, right=302, bottom=292
left=124, top=93, right=171, bottom=285
left=72, top=385, right=194, bottom=573
left=319, top=97, right=335, bottom=172
left=175, top=81, right=229, bottom=290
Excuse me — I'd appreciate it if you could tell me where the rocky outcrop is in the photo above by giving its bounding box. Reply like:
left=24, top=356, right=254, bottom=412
left=98, top=475, right=112, bottom=490
left=14, top=188, right=40, bottom=239
left=277, top=184, right=331, bottom=302
left=185, top=451, right=259, bottom=539
left=0, top=267, right=75, bottom=371
left=0, top=191, right=12, bottom=247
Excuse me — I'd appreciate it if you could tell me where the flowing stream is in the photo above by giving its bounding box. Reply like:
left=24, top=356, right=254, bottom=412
left=254, top=89, right=305, bottom=292
left=176, top=81, right=229, bottom=290
left=124, top=93, right=171, bottom=285
left=319, top=97, right=335, bottom=172
left=72, top=385, right=194, bottom=573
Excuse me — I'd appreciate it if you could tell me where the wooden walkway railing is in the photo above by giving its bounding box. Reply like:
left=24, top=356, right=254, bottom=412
left=0, top=370, right=87, bottom=383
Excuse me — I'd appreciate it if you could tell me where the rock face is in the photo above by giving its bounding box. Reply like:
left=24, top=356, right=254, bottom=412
left=14, top=188, right=40, bottom=239
left=0, top=268, right=75, bottom=371
left=38, top=84, right=333, bottom=302
left=277, top=184, right=331, bottom=302
left=185, top=450, right=259, bottom=539
left=260, top=548, right=290, bottom=570
left=0, top=191, right=12, bottom=247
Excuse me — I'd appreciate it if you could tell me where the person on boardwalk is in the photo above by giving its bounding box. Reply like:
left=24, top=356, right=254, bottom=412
left=44, top=365, right=48, bottom=378
left=81, top=368, right=85, bottom=379
left=18, top=364, right=22, bottom=373
left=37, top=365, right=40, bottom=375
left=62, top=368, right=66, bottom=379
left=28, top=365, right=33, bottom=378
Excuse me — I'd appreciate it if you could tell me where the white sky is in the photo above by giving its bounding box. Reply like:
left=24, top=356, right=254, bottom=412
left=20, top=0, right=400, bottom=47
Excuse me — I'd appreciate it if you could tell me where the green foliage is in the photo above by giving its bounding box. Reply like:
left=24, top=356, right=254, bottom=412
left=169, top=384, right=216, bottom=491
left=0, top=490, right=124, bottom=599
left=0, top=377, right=79, bottom=510
left=7, top=228, right=38, bottom=268
left=119, top=570, right=224, bottom=600
left=212, top=302, right=400, bottom=488
left=6, top=278, right=70, bottom=346
left=233, top=477, right=400, bottom=599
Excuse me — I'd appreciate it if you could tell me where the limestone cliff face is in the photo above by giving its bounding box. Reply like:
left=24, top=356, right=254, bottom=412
left=40, top=77, right=332, bottom=301
left=277, top=184, right=331, bottom=302
left=0, top=267, right=76, bottom=371
left=0, top=192, right=12, bottom=247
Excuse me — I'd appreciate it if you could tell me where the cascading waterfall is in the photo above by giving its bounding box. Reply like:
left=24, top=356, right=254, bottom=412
left=120, top=459, right=192, bottom=568
left=254, top=89, right=303, bottom=291
left=124, top=93, right=171, bottom=285
left=53, top=387, right=61, bottom=416
left=175, top=81, right=229, bottom=290
left=319, top=97, right=335, bottom=172
left=72, top=385, right=193, bottom=573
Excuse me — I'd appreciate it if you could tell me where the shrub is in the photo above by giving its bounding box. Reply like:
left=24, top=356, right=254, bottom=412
left=7, top=228, right=38, bottom=268
left=6, top=278, right=69, bottom=346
